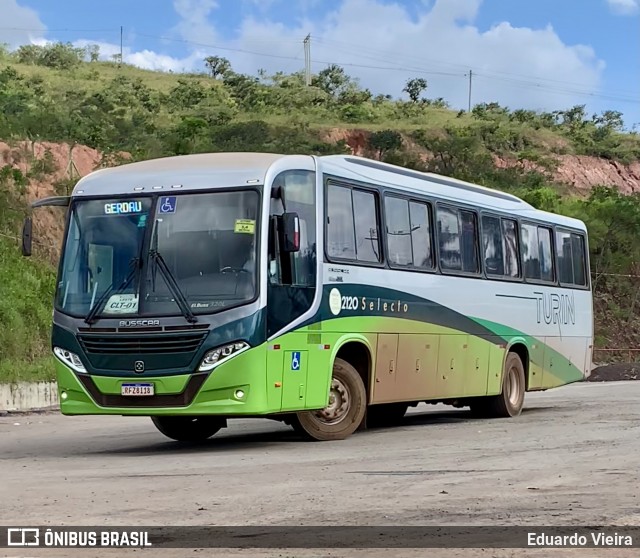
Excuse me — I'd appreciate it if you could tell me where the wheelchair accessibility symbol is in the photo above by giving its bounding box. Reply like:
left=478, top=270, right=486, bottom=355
left=159, top=196, right=177, bottom=214
left=291, top=351, right=301, bottom=371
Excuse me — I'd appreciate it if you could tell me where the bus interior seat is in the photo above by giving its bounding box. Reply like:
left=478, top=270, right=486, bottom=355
left=217, top=230, right=254, bottom=269
left=163, top=231, right=220, bottom=279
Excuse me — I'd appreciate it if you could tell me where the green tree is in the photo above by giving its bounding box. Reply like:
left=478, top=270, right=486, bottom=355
left=403, top=78, right=427, bottom=102
left=369, top=130, right=403, bottom=159
left=204, top=56, right=231, bottom=79
left=312, top=64, right=350, bottom=97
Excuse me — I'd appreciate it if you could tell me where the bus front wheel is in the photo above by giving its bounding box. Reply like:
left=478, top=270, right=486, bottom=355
left=151, top=415, right=226, bottom=442
left=291, top=358, right=366, bottom=441
left=470, top=352, right=525, bottom=418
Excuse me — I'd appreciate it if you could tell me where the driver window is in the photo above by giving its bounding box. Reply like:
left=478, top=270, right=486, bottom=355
left=269, top=170, right=316, bottom=287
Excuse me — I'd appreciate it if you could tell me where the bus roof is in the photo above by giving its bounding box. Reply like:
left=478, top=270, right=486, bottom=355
left=72, top=152, right=291, bottom=196
left=71, top=151, right=586, bottom=232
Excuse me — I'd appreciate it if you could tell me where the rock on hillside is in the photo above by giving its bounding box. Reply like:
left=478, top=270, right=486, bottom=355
left=0, top=141, right=125, bottom=263
left=554, top=155, right=640, bottom=194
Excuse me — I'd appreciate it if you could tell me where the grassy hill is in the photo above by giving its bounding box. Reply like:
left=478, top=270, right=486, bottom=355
left=1, top=41, right=640, bottom=382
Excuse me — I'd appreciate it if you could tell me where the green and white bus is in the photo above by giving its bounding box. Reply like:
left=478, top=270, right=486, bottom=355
left=22, top=153, right=593, bottom=441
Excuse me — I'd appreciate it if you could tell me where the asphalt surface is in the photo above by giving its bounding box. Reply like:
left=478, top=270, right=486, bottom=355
left=1, top=381, right=639, bottom=558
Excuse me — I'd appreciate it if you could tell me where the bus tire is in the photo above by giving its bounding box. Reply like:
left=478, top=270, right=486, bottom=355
left=291, top=358, right=366, bottom=441
left=151, top=415, right=225, bottom=442
left=470, top=352, right=526, bottom=418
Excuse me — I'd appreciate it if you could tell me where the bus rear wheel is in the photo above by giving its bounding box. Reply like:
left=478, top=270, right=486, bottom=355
left=151, top=415, right=225, bottom=442
left=470, top=352, right=525, bottom=418
left=291, top=358, right=366, bottom=441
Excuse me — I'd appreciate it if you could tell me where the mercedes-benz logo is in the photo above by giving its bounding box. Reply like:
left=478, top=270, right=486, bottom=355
left=134, top=361, right=145, bottom=373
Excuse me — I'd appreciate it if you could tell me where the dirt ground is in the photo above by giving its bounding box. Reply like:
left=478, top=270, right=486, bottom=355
left=2, top=381, right=640, bottom=558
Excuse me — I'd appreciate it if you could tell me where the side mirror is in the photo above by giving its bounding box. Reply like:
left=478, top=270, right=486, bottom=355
left=281, top=212, right=300, bottom=252
left=21, top=217, right=32, bottom=257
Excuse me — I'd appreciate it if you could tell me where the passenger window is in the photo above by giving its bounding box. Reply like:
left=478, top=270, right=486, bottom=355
left=501, top=219, right=520, bottom=277
left=556, top=231, right=573, bottom=284
left=538, top=227, right=554, bottom=281
left=352, top=190, right=381, bottom=263
left=521, top=224, right=541, bottom=280
left=437, top=206, right=461, bottom=271
left=327, top=184, right=356, bottom=260
left=571, top=234, right=587, bottom=286
left=326, top=183, right=381, bottom=264
left=482, top=216, right=504, bottom=276
left=409, top=201, right=433, bottom=269
left=556, top=230, right=587, bottom=286
left=522, top=224, right=554, bottom=282
left=385, top=196, right=412, bottom=266
left=460, top=210, right=479, bottom=273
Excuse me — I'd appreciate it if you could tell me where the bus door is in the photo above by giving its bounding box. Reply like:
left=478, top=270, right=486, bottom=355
left=265, top=170, right=320, bottom=410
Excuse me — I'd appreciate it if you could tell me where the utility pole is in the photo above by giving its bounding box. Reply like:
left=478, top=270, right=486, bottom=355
left=467, top=69, right=472, bottom=112
left=119, top=26, right=123, bottom=67
left=303, top=34, right=311, bottom=86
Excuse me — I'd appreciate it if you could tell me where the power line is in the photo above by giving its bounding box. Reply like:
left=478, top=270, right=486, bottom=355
left=312, top=35, right=640, bottom=99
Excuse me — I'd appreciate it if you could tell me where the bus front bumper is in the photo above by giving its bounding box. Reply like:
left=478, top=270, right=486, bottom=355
left=54, top=348, right=279, bottom=416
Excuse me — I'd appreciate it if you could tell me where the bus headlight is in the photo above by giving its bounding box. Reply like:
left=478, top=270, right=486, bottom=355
left=198, top=342, right=249, bottom=371
left=53, top=347, right=87, bottom=373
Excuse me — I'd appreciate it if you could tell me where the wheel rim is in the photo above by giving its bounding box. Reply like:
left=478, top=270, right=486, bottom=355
left=312, top=377, right=350, bottom=425
left=507, top=365, right=521, bottom=406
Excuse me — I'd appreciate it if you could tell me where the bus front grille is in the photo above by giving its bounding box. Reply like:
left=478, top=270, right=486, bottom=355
left=78, top=331, right=208, bottom=355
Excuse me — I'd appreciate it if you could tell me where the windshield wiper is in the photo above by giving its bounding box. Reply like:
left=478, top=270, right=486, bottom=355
left=84, top=257, right=142, bottom=325
left=148, top=218, right=197, bottom=324
left=149, top=248, right=197, bottom=323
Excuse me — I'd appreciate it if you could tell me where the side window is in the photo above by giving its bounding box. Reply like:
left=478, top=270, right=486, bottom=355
left=385, top=196, right=412, bottom=266
left=437, top=206, right=461, bottom=271
left=571, top=234, right=587, bottom=286
left=521, top=224, right=540, bottom=280
left=502, top=219, right=520, bottom=278
left=269, top=170, right=317, bottom=287
left=352, top=190, right=381, bottom=263
left=327, top=184, right=356, bottom=260
left=326, top=183, right=381, bottom=264
left=482, top=216, right=504, bottom=276
left=522, top=223, right=554, bottom=282
left=385, top=197, right=434, bottom=269
left=409, top=201, right=433, bottom=269
left=437, top=206, right=479, bottom=273
left=538, top=227, right=554, bottom=282
left=556, top=231, right=573, bottom=283
left=460, top=210, right=479, bottom=273
left=557, top=230, right=587, bottom=286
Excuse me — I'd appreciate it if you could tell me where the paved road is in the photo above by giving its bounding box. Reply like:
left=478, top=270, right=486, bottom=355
left=1, top=381, right=639, bottom=558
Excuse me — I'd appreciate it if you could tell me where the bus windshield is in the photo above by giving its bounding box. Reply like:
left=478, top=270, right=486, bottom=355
left=55, top=190, right=260, bottom=320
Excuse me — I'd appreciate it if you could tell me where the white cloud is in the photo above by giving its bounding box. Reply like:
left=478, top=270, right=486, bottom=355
left=606, top=0, right=639, bottom=15
left=171, top=0, right=220, bottom=46
left=72, top=39, right=204, bottom=73
left=0, top=0, right=46, bottom=48
left=10, top=0, right=608, bottom=113
left=212, top=0, right=606, bottom=112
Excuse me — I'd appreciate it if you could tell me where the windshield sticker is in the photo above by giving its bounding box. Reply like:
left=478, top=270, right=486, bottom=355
left=234, top=219, right=255, bottom=234
left=137, top=215, right=148, bottom=228
left=159, top=196, right=177, bottom=214
left=102, top=293, right=139, bottom=314
left=104, top=201, right=143, bottom=215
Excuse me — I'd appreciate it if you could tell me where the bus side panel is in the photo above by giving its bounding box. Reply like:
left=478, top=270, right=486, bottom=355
left=541, top=336, right=589, bottom=388
left=464, top=334, right=490, bottom=397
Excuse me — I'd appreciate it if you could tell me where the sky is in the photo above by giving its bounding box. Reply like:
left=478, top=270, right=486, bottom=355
left=2, top=0, right=639, bottom=127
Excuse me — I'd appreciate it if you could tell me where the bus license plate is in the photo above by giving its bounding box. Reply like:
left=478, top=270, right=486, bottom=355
left=121, top=383, right=154, bottom=396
